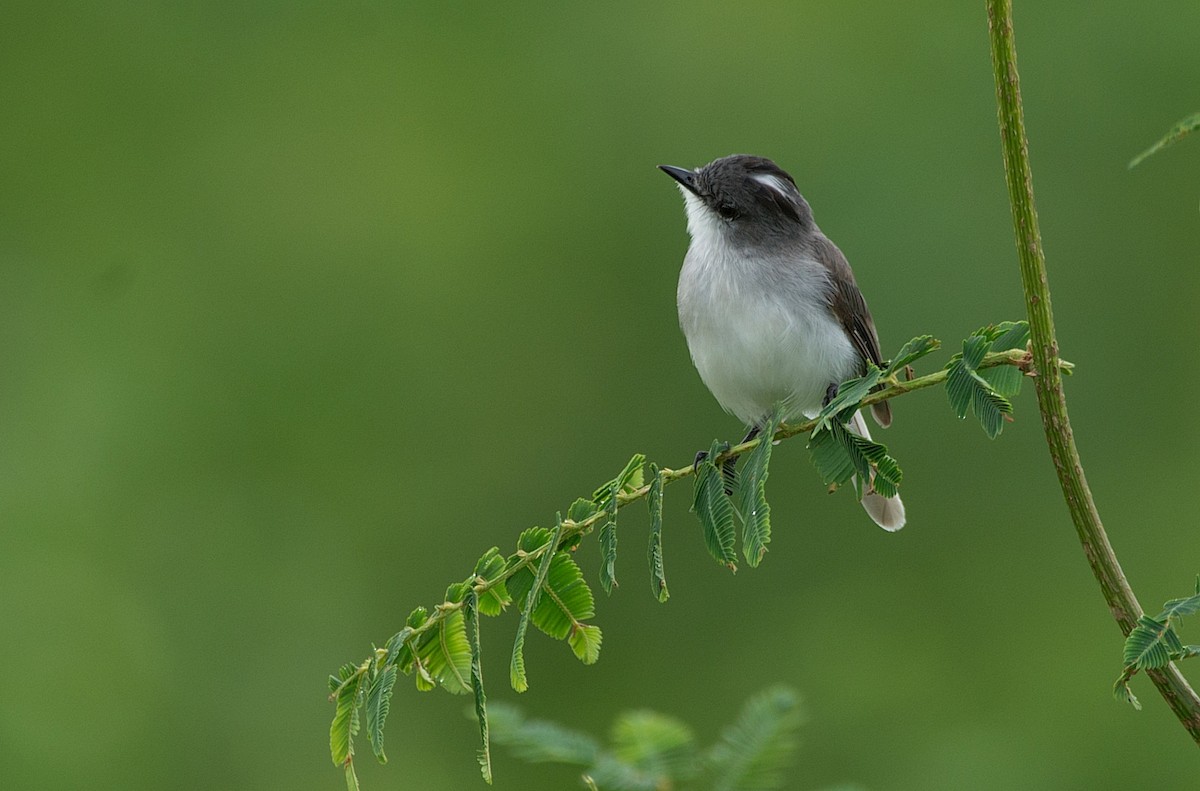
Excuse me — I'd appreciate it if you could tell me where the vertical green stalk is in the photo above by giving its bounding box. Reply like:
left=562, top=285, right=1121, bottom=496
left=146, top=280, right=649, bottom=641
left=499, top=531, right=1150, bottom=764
left=986, top=0, right=1200, bottom=741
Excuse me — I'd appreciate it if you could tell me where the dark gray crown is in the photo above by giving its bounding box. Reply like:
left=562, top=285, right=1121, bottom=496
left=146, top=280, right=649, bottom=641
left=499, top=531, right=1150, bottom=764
left=661, top=155, right=814, bottom=235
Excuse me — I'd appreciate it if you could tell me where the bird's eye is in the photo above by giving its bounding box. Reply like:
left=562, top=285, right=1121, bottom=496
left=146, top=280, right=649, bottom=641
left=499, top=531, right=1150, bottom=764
left=716, top=203, right=739, bottom=220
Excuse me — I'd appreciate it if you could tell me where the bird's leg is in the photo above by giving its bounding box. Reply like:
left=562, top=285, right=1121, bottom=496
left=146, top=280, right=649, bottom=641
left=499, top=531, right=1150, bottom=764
left=692, top=426, right=760, bottom=495
left=823, top=382, right=840, bottom=407
left=719, top=425, right=761, bottom=495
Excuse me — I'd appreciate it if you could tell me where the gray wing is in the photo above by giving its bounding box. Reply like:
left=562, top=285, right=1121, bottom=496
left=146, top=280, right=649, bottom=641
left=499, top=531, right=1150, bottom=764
left=814, top=235, right=892, bottom=428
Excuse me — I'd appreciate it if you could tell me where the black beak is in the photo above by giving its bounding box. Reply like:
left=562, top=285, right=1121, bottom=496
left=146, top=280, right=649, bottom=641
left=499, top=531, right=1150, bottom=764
left=658, top=164, right=699, bottom=195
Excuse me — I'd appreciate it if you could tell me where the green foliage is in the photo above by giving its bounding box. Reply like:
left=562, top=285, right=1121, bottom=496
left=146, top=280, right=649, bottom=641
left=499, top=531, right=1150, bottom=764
left=807, top=416, right=902, bottom=499
left=816, top=368, right=882, bottom=425
left=708, top=687, right=803, bottom=791
left=945, top=323, right=1029, bottom=438
left=489, top=686, right=827, bottom=791
left=598, top=501, right=619, bottom=595
left=330, top=663, right=365, bottom=767
left=737, top=408, right=781, bottom=568
left=1129, top=113, right=1200, bottom=169
left=509, top=518, right=565, bottom=693
left=365, top=662, right=397, bottom=764
left=507, top=527, right=601, bottom=658
left=804, top=333, right=952, bottom=505
left=646, top=463, right=669, bottom=602
left=473, top=548, right=512, bottom=617
left=1114, top=578, right=1200, bottom=708
left=328, top=324, right=1042, bottom=784
left=568, top=623, right=604, bottom=664
left=487, top=702, right=602, bottom=765
left=464, top=591, right=493, bottom=783
left=693, top=439, right=738, bottom=570
left=595, top=454, right=647, bottom=595
left=595, top=710, right=699, bottom=789
left=411, top=608, right=473, bottom=695
left=885, top=335, right=940, bottom=376
left=1157, top=589, right=1200, bottom=621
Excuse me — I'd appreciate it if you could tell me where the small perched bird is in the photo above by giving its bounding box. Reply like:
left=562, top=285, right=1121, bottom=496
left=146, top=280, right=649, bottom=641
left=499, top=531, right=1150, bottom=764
left=660, top=154, right=904, bottom=530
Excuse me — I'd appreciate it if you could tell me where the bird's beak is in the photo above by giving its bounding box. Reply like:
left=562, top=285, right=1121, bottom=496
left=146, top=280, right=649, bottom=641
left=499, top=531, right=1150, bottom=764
left=658, top=164, right=700, bottom=195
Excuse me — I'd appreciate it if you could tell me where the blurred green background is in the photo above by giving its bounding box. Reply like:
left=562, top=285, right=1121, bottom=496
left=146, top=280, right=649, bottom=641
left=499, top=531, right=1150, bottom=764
left=3, top=2, right=1199, bottom=789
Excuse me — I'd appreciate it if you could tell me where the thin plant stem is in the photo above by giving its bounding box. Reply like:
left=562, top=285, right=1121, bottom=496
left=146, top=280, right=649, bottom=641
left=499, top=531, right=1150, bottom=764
left=986, top=0, right=1200, bottom=741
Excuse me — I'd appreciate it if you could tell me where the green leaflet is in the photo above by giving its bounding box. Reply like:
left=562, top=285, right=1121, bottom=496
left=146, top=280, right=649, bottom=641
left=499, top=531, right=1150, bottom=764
left=365, top=663, right=397, bottom=764
left=593, top=454, right=647, bottom=595
left=464, top=591, right=493, bottom=784
left=411, top=609, right=473, bottom=695
left=987, top=320, right=1030, bottom=352
left=393, top=608, right=428, bottom=672
left=364, top=667, right=398, bottom=763
left=980, top=364, right=1023, bottom=399
left=383, top=627, right=413, bottom=666
left=490, top=688, right=806, bottom=791
left=473, top=547, right=512, bottom=617
left=886, top=335, right=940, bottom=376
left=646, top=463, right=669, bottom=602
left=507, top=528, right=600, bottom=660
left=707, top=686, right=803, bottom=791
left=1114, top=581, right=1200, bottom=708
left=692, top=440, right=737, bottom=570
left=737, top=409, right=781, bottom=568
left=1156, top=591, right=1200, bottom=621
left=815, top=368, right=881, bottom=428
left=487, top=701, right=602, bottom=766
left=1123, top=615, right=1177, bottom=670
left=599, top=480, right=619, bottom=595
left=807, top=422, right=858, bottom=488
left=807, top=418, right=902, bottom=499
left=591, top=453, right=647, bottom=503
left=329, top=662, right=357, bottom=692
left=1129, top=113, right=1200, bottom=169
left=509, top=517, right=565, bottom=692
left=1113, top=671, right=1142, bottom=711
left=567, top=497, right=599, bottom=524
left=598, top=710, right=698, bottom=788
left=945, top=331, right=1015, bottom=439
left=568, top=623, right=603, bottom=665
left=330, top=665, right=364, bottom=766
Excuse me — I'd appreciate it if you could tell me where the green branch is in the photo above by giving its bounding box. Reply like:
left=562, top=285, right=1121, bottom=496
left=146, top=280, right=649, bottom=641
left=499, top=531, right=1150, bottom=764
left=986, top=0, right=1200, bottom=742
left=330, top=347, right=1047, bottom=694
left=331, top=323, right=1069, bottom=782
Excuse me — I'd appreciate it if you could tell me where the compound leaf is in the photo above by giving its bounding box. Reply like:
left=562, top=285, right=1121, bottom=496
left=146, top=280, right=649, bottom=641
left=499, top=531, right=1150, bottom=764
left=464, top=591, right=493, bottom=783
left=737, top=409, right=781, bottom=568
left=365, top=663, right=397, bottom=764
left=646, top=463, right=669, bottom=602
left=330, top=668, right=364, bottom=766
left=693, top=440, right=737, bottom=570
left=1157, top=592, right=1200, bottom=622
left=473, top=547, right=512, bottom=617
left=568, top=623, right=603, bottom=665
left=488, top=701, right=601, bottom=766
left=509, top=518, right=567, bottom=691
left=1123, top=615, right=1174, bottom=670
left=412, top=609, right=472, bottom=695
left=707, top=686, right=803, bottom=791
left=1130, top=113, right=1200, bottom=169
left=886, top=335, right=940, bottom=376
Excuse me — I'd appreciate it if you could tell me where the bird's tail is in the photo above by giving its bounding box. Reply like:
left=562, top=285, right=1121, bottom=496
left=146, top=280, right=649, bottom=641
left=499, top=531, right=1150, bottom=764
left=848, top=410, right=906, bottom=531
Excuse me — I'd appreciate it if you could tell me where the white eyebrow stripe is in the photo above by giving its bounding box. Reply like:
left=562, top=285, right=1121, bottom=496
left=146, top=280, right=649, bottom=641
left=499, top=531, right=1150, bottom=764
left=751, top=173, right=794, bottom=198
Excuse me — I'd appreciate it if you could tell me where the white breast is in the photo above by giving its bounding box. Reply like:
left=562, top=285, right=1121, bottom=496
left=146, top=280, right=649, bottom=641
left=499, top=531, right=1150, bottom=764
left=675, top=193, right=860, bottom=426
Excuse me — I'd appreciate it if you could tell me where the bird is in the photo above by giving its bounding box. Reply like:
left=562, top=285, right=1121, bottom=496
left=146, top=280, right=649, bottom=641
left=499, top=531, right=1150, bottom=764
left=659, top=154, right=904, bottom=530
